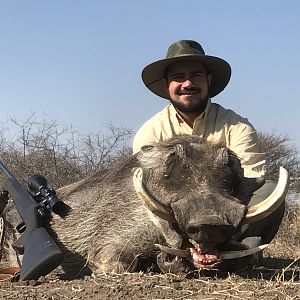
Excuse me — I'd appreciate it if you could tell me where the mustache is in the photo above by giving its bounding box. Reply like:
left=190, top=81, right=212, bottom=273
left=178, top=87, right=200, bottom=94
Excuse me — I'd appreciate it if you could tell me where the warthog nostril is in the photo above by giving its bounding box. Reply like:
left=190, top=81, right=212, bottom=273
left=185, top=224, right=210, bottom=240
left=185, top=223, right=235, bottom=243
left=186, top=224, right=201, bottom=235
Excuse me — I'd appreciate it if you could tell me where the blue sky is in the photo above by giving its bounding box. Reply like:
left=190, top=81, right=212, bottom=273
left=0, top=1, right=299, bottom=151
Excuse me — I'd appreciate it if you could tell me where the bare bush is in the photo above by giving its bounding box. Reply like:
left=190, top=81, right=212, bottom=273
left=258, top=131, right=300, bottom=191
left=79, top=124, right=133, bottom=174
left=0, top=115, right=133, bottom=189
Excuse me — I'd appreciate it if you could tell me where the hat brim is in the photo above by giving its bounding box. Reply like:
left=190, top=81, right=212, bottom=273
left=142, top=55, right=231, bottom=99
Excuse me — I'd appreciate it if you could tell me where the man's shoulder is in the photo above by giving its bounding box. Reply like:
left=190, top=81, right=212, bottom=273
left=211, top=102, right=250, bottom=125
left=133, top=105, right=171, bottom=153
left=137, top=105, right=172, bottom=131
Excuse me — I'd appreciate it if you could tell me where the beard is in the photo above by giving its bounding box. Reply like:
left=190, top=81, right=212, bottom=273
left=170, top=96, right=209, bottom=114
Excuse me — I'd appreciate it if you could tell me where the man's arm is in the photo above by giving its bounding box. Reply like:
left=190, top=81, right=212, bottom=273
left=228, top=121, right=266, bottom=178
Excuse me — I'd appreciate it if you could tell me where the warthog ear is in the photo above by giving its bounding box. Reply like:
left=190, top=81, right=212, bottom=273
left=214, top=148, right=244, bottom=194
left=215, top=148, right=265, bottom=197
left=215, top=148, right=243, bottom=177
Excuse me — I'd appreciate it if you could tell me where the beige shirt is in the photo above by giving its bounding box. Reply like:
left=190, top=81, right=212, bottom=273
left=133, top=99, right=265, bottom=178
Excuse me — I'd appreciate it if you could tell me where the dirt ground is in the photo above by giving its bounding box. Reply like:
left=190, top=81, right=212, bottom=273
left=0, top=254, right=299, bottom=300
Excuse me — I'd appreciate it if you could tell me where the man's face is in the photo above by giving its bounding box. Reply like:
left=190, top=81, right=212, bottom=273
left=164, top=60, right=212, bottom=113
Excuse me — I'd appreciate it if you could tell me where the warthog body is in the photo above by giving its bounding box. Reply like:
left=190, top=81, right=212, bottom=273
left=1, top=135, right=288, bottom=277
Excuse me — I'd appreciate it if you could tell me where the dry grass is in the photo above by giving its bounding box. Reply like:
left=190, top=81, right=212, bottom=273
left=266, top=202, right=300, bottom=259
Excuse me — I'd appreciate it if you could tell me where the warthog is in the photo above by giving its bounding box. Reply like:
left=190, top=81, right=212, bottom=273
left=1, top=135, right=289, bottom=277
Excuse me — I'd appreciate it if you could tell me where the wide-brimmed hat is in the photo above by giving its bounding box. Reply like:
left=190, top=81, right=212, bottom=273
left=142, top=40, right=231, bottom=99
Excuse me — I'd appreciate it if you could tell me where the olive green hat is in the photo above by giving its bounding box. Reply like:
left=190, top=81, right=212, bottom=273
left=142, top=40, right=231, bottom=99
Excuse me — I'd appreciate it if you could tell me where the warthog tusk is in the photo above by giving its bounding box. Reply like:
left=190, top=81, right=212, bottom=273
left=155, top=243, right=268, bottom=260
left=133, top=168, right=176, bottom=223
left=155, top=244, right=190, bottom=257
left=218, top=244, right=268, bottom=259
left=244, top=167, right=289, bottom=224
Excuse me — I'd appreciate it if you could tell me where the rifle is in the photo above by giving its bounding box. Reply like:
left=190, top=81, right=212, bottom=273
left=0, top=160, right=68, bottom=281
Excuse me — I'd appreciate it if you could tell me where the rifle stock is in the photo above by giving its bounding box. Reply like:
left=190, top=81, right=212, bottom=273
left=18, top=227, right=63, bottom=280
left=0, top=161, right=63, bottom=281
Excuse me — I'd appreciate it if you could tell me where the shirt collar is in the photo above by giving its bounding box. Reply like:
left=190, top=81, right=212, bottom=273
left=170, top=98, right=212, bottom=126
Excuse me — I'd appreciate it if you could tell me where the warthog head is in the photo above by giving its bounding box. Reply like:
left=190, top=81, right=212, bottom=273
left=134, top=135, right=289, bottom=270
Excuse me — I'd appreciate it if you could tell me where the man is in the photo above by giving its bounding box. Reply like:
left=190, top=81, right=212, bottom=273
left=133, top=40, right=285, bottom=250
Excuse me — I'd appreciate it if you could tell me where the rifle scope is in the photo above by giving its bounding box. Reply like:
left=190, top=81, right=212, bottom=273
left=27, top=174, right=68, bottom=217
